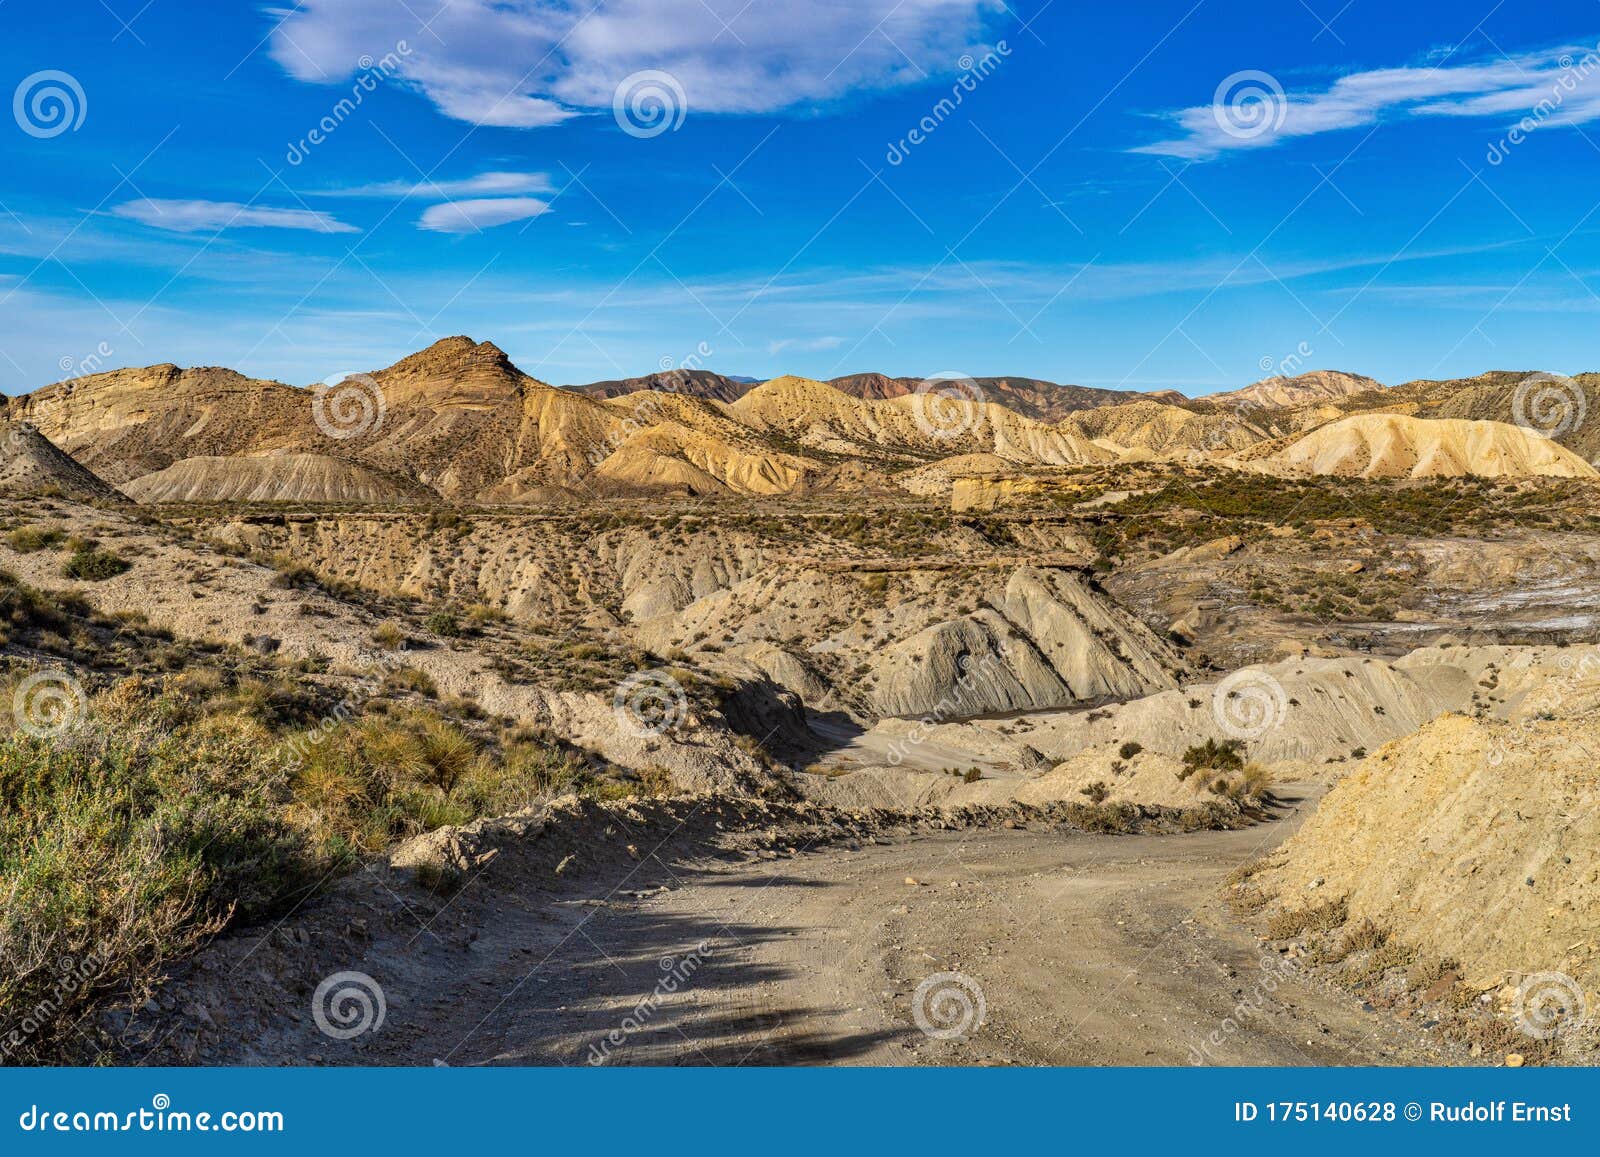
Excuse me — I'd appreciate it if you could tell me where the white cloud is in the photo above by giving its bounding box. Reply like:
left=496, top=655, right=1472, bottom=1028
left=270, top=0, right=1002, bottom=127
left=767, top=335, right=843, bottom=354
left=417, top=197, right=551, bottom=232
left=316, top=171, right=554, bottom=198
left=110, top=199, right=359, bottom=234
left=1137, top=44, right=1600, bottom=160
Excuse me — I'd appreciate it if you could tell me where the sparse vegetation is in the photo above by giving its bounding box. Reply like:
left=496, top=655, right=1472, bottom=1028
left=61, top=545, right=130, bottom=581
left=372, top=622, right=407, bottom=649
left=1177, top=737, right=1245, bottom=781
left=5, top=525, right=66, bottom=553
left=0, top=671, right=621, bottom=1062
left=424, top=609, right=461, bottom=638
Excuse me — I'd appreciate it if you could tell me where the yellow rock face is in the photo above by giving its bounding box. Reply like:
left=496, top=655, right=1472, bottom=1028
left=1273, top=413, right=1599, bottom=479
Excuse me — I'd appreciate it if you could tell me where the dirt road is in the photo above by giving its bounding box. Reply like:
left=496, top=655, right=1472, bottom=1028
left=128, top=787, right=1455, bottom=1067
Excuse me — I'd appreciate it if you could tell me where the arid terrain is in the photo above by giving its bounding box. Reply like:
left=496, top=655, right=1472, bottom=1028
left=2, top=345, right=1596, bottom=1068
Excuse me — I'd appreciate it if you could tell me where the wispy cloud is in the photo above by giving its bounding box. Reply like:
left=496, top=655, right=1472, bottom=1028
left=767, top=335, right=843, bottom=354
left=110, top=199, right=359, bottom=234
left=417, top=197, right=551, bottom=233
left=270, top=0, right=1002, bottom=127
left=315, top=171, right=554, bottom=198
left=1136, top=43, right=1600, bottom=160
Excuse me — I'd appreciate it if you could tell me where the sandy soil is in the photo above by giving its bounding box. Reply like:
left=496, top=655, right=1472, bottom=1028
left=121, top=788, right=1457, bottom=1067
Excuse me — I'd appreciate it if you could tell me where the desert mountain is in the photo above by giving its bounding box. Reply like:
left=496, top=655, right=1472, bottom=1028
left=729, top=375, right=1112, bottom=465
left=8, top=341, right=1598, bottom=504
left=1203, top=370, right=1384, bottom=410
left=1342, top=370, right=1600, bottom=462
left=2, top=364, right=312, bottom=484
left=568, top=369, right=753, bottom=404
left=568, top=369, right=1151, bottom=422
left=1060, top=398, right=1270, bottom=456
left=826, top=373, right=1148, bottom=423
left=1272, top=413, right=1598, bottom=479
left=0, top=421, right=126, bottom=502
left=121, top=452, right=431, bottom=504
left=12, top=344, right=1115, bottom=503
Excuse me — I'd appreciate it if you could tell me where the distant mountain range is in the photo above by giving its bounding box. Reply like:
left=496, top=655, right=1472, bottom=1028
left=566, top=369, right=1174, bottom=422
left=3, top=335, right=1595, bottom=504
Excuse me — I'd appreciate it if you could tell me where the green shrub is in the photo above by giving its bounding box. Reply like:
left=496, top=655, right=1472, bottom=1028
left=4, top=525, right=65, bottom=553
left=382, top=666, right=437, bottom=698
left=0, top=669, right=603, bottom=1063
left=61, top=547, right=130, bottom=581
left=371, top=622, right=406, bottom=649
left=1178, top=737, right=1245, bottom=781
left=424, top=610, right=461, bottom=638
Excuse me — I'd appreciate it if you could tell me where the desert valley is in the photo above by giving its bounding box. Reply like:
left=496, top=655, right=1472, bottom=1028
left=1, top=341, right=1596, bottom=1067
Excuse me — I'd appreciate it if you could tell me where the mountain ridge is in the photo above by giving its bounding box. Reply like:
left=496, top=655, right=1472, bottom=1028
left=6, top=341, right=1596, bottom=503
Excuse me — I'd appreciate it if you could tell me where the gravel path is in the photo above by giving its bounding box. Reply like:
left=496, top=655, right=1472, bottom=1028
left=437, top=789, right=1450, bottom=1066
left=123, top=788, right=1456, bottom=1067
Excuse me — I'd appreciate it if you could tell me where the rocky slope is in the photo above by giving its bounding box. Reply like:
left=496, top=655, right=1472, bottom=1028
left=0, top=421, right=127, bottom=502
left=1256, top=710, right=1600, bottom=1000
left=1203, top=370, right=1384, bottom=411
left=1272, top=414, right=1598, bottom=480
left=1061, top=398, right=1269, bottom=456
left=121, top=453, right=431, bottom=504
left=729, top=375, right=1113, bottom=466
left=567, top=369, right=753, bottom=403
left=204, top=508, right=1179, bottom=721
left=827, top=373, right=1148, bottom=422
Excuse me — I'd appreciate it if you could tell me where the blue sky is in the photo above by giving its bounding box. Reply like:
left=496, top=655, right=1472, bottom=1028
left=3, top=0, right=1599, bottom=395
